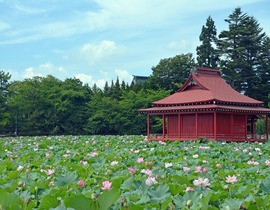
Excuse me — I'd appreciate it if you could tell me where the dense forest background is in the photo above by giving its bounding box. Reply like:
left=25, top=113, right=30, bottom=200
left=1, top=7, right=270, bottom=136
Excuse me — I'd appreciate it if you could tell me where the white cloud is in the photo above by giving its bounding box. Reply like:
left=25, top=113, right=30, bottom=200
left=23, top=67, right=42, bottom=79
left=95, top=79, right=107, bottom=89
left=94, top=0, right=262, bottom=28
left=78, top=40, right=125, bottom=63
left=0, top=0, right=265, bottom=45
left=23, top=63, right=68, bottom=79
left=75, top=73, right=93, bottom=85
left=115, top=69, right=133, bottom=84
left=75, top=69, right=132, bottom=88
left=166, top=40, right=191, bottom=52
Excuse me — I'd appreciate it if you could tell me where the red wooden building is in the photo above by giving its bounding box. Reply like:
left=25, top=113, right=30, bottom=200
left=139, top=67, right=270, bottom=142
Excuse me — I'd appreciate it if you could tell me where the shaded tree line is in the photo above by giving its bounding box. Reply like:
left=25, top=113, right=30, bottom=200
left=0, top=73, right=169, bottom=135
left=0, top=7, right=269, bottom=136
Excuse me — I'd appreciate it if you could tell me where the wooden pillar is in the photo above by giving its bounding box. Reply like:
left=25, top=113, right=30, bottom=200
left=178, top=113, right=181, bottom=139
left=147, top=114, right=150, bottom=140
left=214, top=111, right=217, bottom=141
left=251, top=117, right=255, bottom=140
left=162, top=114, right=165, bottom=139
left=231, top=113, right=234, bottom=140
left=195, top=113, right=198, bottom=139
left=245, top=114, right=247, bottom=141
left=266, top=115, right=269, bottom=141
left=250, top=116, right=255, bottom=136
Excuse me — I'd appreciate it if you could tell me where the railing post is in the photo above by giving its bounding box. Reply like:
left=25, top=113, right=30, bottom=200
left=162, top=114, right=165, bottom=140
left=214, top=111, right=217, bottom=141
left=147, top=114, right=150, bottom=140
left=266, top=115, right=269, bottom=141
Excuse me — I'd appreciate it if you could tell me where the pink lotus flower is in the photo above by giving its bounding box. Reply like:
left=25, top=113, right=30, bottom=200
left=193, top=177, right=210, bottom=188
left=80, top=160, right=87, bottom=165
left=110, top=161, right=118, bottom=166
left=193, top=154, right=199, bottom=158
left=78, top=180, right=85, bottom=188
left=216, top=163, right=221, bottom=168
left=158, top=141, right=166, bottom=145
left=165, top=162, right=172, bottom=168
left=141, top=169, right=152, bottom=176
left=265, top=160, right=270, bottom=166
left=195, top=166, right=202, bottom=173
left=91, top=152, right=98, bottom=157
left=226, top=175, right=237, bottom=184
left=203, top=167, right=208, bottom=173
left=186, top=186, right=194, bottom=192
left=145, top=161, right=153, bottom=165
left=128, top=167, right=136, bottom=174
left=102, top=180, right=112, bottom=190
left=145, top=176, right=157, bottom=186
left=183, top=166, right=190, bottom=172
left=17, top=165, right=24, bottom=171
left=46, top=169, right=54, bottom=176
left=137, top=158, right=144, bottom=163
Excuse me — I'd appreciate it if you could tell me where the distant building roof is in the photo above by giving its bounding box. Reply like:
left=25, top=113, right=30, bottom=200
left=132, top=75, right=149, bottom=84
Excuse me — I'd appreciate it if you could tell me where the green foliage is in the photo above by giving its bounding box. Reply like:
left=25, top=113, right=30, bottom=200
left=255, top=118, right=270, bottom=134
left=64, top=194, right=93, bottom=210
left=56, top=172, right=77, bottom=186
left=97, top=187, right=120, bottom=210
left=1, top=135, right=270, bottom=208
left=196, top=16, right=219, bottom=68
left=7, top=76, right=91, bottom=135
left=0, top=70, right=11, bottom=133
left=217, top=7, right=269, bottom=104
left=149, top=53, right=195, bottom=92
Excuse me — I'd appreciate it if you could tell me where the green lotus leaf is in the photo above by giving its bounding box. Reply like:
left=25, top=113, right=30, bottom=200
left=56, top=172, right=77, bottom=186
left=220, top=199, right=243, bottom=210
left=97, top=187, right=120, bottom=210
left=64, top=194, right=93, bottom=210
left=38, top=194, right=59, bottom=210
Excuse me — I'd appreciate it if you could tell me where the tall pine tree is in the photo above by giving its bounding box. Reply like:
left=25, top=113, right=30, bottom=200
left=217, top=7, right=267, bottom=100
left=196, top=16, right=219, bottom=68
left=257, top=37, right=270, bottom=105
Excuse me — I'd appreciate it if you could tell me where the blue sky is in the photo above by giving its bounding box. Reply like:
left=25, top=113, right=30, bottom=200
left=1, top=0, right=269, bottom=88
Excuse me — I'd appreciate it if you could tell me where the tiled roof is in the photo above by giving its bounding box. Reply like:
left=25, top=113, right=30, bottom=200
left=153, top=67, right=263, bottom=106
left=139, top=104, right=270, bottom=114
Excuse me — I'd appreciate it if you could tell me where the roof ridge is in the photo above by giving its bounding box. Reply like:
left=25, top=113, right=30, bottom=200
left=178, top=72, right=209, bottom=92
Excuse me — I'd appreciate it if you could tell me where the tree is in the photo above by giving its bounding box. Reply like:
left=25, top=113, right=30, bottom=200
left=0, top=70, right=11, bottom=134
left=217, top=7, right=268, bottom=99
left=7, top=76, right=91, bottom=135
left=257, top=37, right=270, bottom=105
left=118, top=88, right=170, bottom=135
left=85, top=94, right=120, bottom=135
left=196, top=16, right=219, bottom=68
left=55, top=78, right=91, bottom=134
left=7, top=77, right=46, bottom=135
left=149, top=53, right=195, bottom=92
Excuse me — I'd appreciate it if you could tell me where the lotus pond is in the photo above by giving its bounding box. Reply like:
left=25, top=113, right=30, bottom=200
left=1, top=135, right=270, bottom=209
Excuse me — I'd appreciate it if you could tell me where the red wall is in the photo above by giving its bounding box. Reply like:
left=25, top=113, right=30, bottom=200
left=197, top=113, right=214, bottom=138
left=166, top=112, right=247, bottom=140
left=167, top=115, right=178, bottom=138
left=217, top=113, right=231, bottom=138
left=181, top=114, right=196, bottom=138
left=216, top=113, right=246, bottom=140
left=233, top=114, right=246, bottom=138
